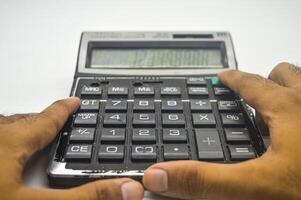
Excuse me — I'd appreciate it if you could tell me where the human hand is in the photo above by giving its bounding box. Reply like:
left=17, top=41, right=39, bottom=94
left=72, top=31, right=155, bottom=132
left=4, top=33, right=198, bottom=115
left=0, top=97, right=144, bottom=200
left=143, top=62, right=301, bottom=200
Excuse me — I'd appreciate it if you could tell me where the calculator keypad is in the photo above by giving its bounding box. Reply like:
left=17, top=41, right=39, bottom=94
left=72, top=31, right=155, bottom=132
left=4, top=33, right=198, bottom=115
left=61, top=77, right=261, bottom=169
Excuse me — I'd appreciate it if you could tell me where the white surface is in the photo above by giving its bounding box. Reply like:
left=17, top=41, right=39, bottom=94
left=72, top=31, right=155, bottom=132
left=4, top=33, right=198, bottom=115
left=1, top=0, right=301, bottom=114
left=0, top=0, right=301, bottom=199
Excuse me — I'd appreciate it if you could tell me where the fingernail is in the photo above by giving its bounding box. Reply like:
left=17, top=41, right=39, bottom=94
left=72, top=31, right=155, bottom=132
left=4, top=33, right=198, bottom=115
left=121, top=181, right=142, bottom=200
left=68, top=96, right=80, bottom=100
left=144, top=169, right=168, bottom=193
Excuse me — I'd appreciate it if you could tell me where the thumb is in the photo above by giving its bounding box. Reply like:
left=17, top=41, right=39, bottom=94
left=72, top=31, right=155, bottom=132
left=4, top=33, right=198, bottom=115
left=143, top=161, right=260, bottom=200
left=17, top=178, right=144, bottom=200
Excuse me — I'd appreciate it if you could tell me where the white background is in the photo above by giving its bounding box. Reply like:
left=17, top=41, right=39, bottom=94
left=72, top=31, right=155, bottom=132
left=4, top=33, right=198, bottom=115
left=0, top=0, right=301, bottom=114
left=1, top=1, right=301, bottom=199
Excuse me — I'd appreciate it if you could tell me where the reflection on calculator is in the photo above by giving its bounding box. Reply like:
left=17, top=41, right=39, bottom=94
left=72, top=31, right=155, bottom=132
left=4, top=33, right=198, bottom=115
left=47, top=32, right=267, bottom=187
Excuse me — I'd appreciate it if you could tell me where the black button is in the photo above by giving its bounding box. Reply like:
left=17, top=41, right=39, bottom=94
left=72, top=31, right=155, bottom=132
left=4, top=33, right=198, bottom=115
left=195, top=129, right=224, bottom=160
left=101, top=128, right=125, bottom=142
left=132, top=129, right=156, bottom=143
left=214, top=87, right=232, bottom=95
left=161, top=100, right=183, bottom=112
left=221, top=113, right=245, bottom=126
left=133, top=100, right=155, bottom=111
left=108, top=87, right=128, bottom=96
left=225, top=128, right=250, bottom=142
left=163, top=129, right=187, bottom=142
left=81, top=86, right=102, bottom=97
left=187, top=77, right=206, bottom=85
left=131, top=145, right=157, bottom=161
left=133, top=113, right=156, bottom=127
left=163, top=144, right=189, bottom=160
left=190, top=100, right=212, bottom=112
left=188, top=87, right=208, bottom=96
left=103, top=113, right=127, bottom=127
left=65, top=144, right=92, bottom=160
left=228, top=145, right=256, bottom=160
left=134, top=87, right=155, bottom=96
left=80, top=99, right=100, bottom=111
left=74, top=113, right=98, bottom=126
left=162, top=113, right=185, bottom=127
left=69, top=128, right=95, bottom=142
left=105, top=100, right=127, bottom=112
left=98, top=145, right=124, bottom=160
left=192, top=113, right=216, bottom=127
left=218, top=100, right=239, bottom=111
left=161, top=87, right=181, bottom=96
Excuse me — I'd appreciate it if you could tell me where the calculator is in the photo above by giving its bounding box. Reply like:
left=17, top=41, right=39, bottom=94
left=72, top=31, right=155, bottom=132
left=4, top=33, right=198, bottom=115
left=47, top=32, right=268, bottom=187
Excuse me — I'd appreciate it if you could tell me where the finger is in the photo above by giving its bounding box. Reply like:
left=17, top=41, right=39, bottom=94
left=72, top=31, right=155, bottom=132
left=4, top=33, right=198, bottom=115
left=218, top=70, right=281, bottom=115
left=0, top=113, right=36, bottom=124
left=143, top=160, right=279, bottom=200
left=269, top=62, right=301, bottom=88
left=0, top=114, right=7, bottom=124
left=17, top=178, right=144, bottom=200
left=12, top=97, right=80, bottom=156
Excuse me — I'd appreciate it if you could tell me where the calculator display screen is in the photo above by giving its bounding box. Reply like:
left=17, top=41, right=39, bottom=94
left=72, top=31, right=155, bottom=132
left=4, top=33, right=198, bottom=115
left=90, top=48, right=223, bottom=69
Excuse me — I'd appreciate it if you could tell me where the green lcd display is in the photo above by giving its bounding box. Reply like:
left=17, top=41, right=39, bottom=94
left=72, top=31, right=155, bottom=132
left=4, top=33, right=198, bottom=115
left=90, top=48, right=223, bottom=68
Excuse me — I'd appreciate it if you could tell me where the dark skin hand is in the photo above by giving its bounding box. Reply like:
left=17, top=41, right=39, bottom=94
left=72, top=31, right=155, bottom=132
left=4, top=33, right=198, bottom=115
left=0, top=98, right=144, bottom=200
left=143, top=62, right=301, bottom=200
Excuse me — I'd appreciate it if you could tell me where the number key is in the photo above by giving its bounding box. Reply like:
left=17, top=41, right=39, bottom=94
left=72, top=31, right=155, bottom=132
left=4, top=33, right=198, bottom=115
left=162, top=114, right=185, bottom=127
left=161, top=100, right=183, bottom=112
left=105, top=100, right=127, bottom=112
left=132, top=129, right=156, bottom=143
left=101, top=128, right=125, bottom=142
left=133, top=100, right=155, bottom=111
left=132, top=145, right=157, bottom=161
left=163, top=129, right=187, bottom=142
left=133, top=113, right=156, bottom=127
left=103, top=113, right=127, bottom=127
left=98, top=145, right=124, bottom=160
